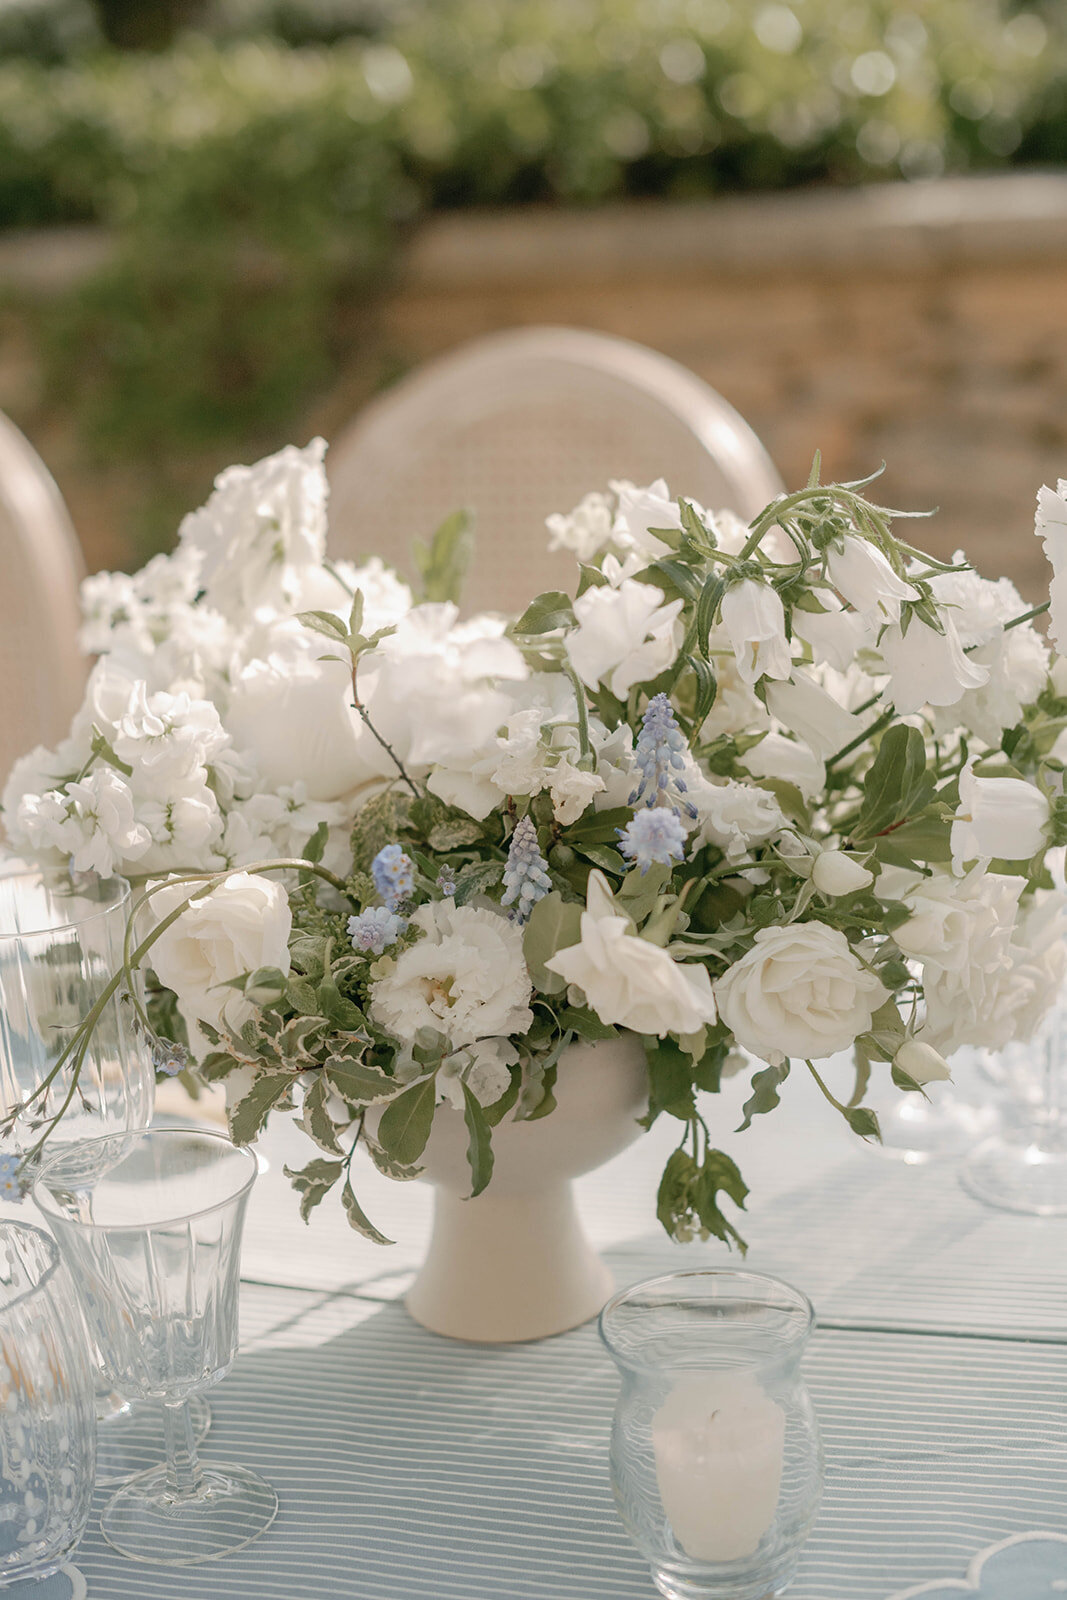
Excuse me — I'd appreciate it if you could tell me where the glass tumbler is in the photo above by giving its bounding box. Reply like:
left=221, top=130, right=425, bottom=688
left=0, top=1222, right=96, bottom=1587
left=33, top=1128, right=277, bottom=1566
left=0, top=869, right=154, bottom=1155
left=962, top=992, right=1067, bottom=1215
left=600, top=1270, right=823, bottom=1600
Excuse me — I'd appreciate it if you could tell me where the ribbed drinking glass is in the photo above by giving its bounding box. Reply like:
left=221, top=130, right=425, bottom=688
left=34, top=1128, right=277, bottom=1566
left=0, top=1221, right=96, bottom=1587
left=0, top=869, right=153, bottom=1155
left=600, top=1270, right=823, bottom=1600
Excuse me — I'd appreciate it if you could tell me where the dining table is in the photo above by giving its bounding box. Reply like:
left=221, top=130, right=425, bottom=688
left=7, top=1057, right=1067, bottom=1600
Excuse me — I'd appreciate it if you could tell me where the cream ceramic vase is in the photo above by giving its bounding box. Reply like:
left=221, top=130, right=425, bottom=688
left=405, top=1035, right=649, bottom=1343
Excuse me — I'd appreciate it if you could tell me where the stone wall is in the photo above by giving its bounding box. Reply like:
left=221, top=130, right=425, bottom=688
left=3, top=173, right=1067, bottom=597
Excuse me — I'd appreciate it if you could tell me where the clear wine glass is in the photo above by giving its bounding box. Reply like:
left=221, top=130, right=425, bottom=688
left=962, top=994, right=1067, bottom=1215
left=0, top=1221, right=96, bottom=1587
left=0, top=869, right=154, bottom=1154
left=33, top=1128, right=277, bottom=1566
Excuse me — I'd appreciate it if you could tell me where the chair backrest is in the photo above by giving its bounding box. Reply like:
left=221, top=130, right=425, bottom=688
left=0, top=413, right=86, bottom=787
left=326, top=327, right=784, bottom=616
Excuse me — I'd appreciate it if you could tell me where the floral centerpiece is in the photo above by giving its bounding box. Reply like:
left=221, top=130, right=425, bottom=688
left=5, top=441, right=1067, bottom=1250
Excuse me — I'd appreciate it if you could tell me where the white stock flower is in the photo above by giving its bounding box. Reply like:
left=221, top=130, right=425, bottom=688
left=370, top=900, right=533, bottom=1049
left=927, top=563, right=1049, bottom=746
left=177, top=438, right=328, bottom=619
left=951, top=759, right=1050, bottom=869
left=764, top=671, right=866, bottom=758
left=565, top=580, right=682, bottom=699
left=811, top=850, right=874, bottom=896
left=1035, top=479, right=1067, bottom=652
left=720, top=579, right=792, bottom=687
left=714, top=921, right=888, bottom=1065
left=879, top=613, right=989, bottom=715
left=62, top=769, right=153, bottom=876
left=150, top=872, right=292, bottom=1058
left=684, top=768, right=785, bottom=862
left=545, top=870, right=717, bottom=1036
left=113, top=685, right=229, bottom=797
left=546, top=491, right=615, bottom=563
left=610, top=478, right=684, bottom=563
left=283, top=554, right=412, bottom=637
left=826, top=535, right=918, bottom=621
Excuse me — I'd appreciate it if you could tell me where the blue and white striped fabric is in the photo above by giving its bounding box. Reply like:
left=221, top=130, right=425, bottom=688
left=63, top=1277, right=1067, bottom=1600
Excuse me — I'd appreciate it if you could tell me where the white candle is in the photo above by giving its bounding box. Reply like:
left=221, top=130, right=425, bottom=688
left=651, top=1370, right=786, bottom=1563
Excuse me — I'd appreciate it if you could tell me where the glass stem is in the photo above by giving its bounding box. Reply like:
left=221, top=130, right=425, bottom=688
left=162, top=1398, right=204, bottom=1501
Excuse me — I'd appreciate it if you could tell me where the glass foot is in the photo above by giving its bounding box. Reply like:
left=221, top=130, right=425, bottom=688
left=96, top=1393, right=212, bottom=1488
left=100, top=1461, right=278, bottom=1565
left=961, top=1130, right=1067, bottom=1216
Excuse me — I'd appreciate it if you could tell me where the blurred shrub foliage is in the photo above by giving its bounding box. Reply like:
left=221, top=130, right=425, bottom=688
left=1, top=0, right=1065, bottom=554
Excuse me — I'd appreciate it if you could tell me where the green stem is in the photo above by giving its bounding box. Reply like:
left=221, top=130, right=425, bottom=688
left=826, top=707, right=895, bottom=772
left=350, top=655, right=420, bottom=798
left=1003, top=600, right=1050, bottom=633
left=806, top=1058, right=847, bottom=1115
left=562, top=663, right=592, bottom=760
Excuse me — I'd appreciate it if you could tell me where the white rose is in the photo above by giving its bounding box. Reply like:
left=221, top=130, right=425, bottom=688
left=764, top=671, right=866, bottom=759
left=684, top=767, right=785, bottom=861
left=150, top=872, right=293, bottom=1058
left=826, top=535, right=918, bottom=621
left=565, top=579, right=683, bottom=700
left=951, top=759, right=1050, bottom=870
left=811, top=850, right=874, bottom=896
left=1035, top=479, right=1067, bottom=652
left=894, top=868, right=1022, bottom=976
left=714, top=921, right=888, bottom=1065
left=720, top=579, right=792, bottom=687
left=545, top=871, right=717, bottom=1037
left=894, top=1039, right=951, bottom=1085
left=370, top=899, right=533, bottom=1049
left=879, top=613, right=989, bottom=715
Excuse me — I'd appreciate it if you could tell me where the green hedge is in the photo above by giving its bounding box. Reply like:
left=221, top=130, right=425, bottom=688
left=2, top=0, right=1065, bottom=557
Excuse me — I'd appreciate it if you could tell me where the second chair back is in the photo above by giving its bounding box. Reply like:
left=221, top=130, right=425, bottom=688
left=326, top=327, right=784, bottom=616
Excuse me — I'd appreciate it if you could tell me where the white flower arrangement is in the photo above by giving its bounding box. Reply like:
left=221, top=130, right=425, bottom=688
left=6, top=444, right=1067, bottom=1247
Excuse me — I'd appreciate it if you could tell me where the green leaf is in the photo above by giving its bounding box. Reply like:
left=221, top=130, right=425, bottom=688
left=414, top=509, right=473, bottom=605
left=228, top=1071, right=295, bottom=1145
left=302, top=820, right=328, bottom=864
left=566, top=806, right=634, bottom=844
left=284, top=1156, right=344, bottom=1223
left=297, top=609, right=350, bottom=642
left=512, top=590, right=575, bottom=635
left=299, top=1073, right=346, bottom=1157
left=376, top=1075, right=437, bottom=1166
left=316, top=980, right=364, bottom=1030
left=362, top=1133, right=422, bottom=1181
left=523, top=891, right=583, bottom=993
left=428, top=818, right=484, bottom=850
left=325, top=1057, right=402, bottom=1108
left=452, top=859, right=504, bottom=906
left=737, top=1061, right=790, bottom=1132
left=90, top=723, right=133, bottom=776
left=558, top=1005, right=617, bottom=1041
left=686, top=655, right=718, bottom=728
left=656, top=1147, right=698, bottom=1234
left=287, top=976, right=321, bottom=1017
left=460, top=1081, right=494, bottom=1198
left=341, top=1176, right=394, bottom=1245
left=481, top=1067, right=520, bottom=1128
left=576, top=842, right=625, bottom=874
left=844, top=1105, right=882, bottom=1141
left=642, top=1038, right=696, bottom=1125
left=617, top=862, right=672, bottom=923
left=890, top=1064, right=928, bottom=1095
left=693, top=1150, right=749, bottom=1250
left=853, top=724, right=935, bottom=841
left=348, top=589, right=365, bottom=639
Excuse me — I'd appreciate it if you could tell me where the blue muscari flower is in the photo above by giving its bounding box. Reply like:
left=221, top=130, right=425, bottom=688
left=348, top=906, right=406, bottom=956
left=629, top=693, right=697, bottom=819
left=0, top=1151, right=24, bottom=1204
left=371, top=844, right=416, bottom=909
left=501, top=815, right=553, bottom=923
left=151, top=1038, right=189, bottom=1078
left=619, top=808, right=687, bottom=873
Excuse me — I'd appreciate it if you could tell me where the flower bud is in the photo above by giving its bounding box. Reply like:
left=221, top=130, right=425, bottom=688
left=894, top=1039, right=951, bottom=1087
left=812, top=849, right=874, bottom=897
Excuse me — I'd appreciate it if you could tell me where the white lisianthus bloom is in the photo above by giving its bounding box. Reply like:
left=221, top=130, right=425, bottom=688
left=894, top=1039, right=951, bottom=1085
left=951, top=759, right=1050, bottom=870
left=879, top=613, right=989, bottom=715
left=610, top=478, right=684, bottom=563
left=1035, top=479, right=1067, bottom=651
left=370, top=900, right=533, bottom=1049
left=545, top=871, right=717, bottom=1036
left=826, top=535, right=919, bottom=621
left=720, top=579, right=792, bottom=687
left=683, top=766, right=785, bottom=861
left=150, top=872, right=292, bottom=1058
left=546, top=491, right=615, bottom=562
left=177, top=438, right=329, bottom=619
left=714, top=921, right=888, bottom=1066
left=738, top=732, right=825, bottom=801
left=764, top=671, right=866, bottom=758
left=811, top=850, right=874, bottom=896
left=565, top=580, right=683, bottom=699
